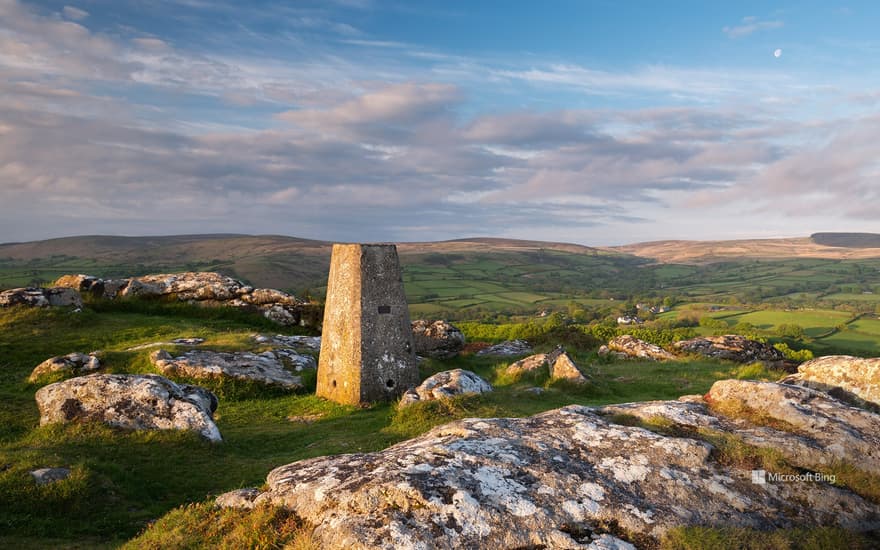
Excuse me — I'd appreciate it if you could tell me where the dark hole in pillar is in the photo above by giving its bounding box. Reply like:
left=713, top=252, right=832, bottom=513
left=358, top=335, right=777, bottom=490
left=386, top=379, right=395, bottom=389
left=331, top=380, right=337, bottom=388
left=378, top=305, right=391, bottom=314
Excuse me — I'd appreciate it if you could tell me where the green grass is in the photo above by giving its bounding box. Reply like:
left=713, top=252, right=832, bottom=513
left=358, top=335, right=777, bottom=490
left=1, top=299, right=878, bottom=548
left=661, top=526, right=877, bottom=549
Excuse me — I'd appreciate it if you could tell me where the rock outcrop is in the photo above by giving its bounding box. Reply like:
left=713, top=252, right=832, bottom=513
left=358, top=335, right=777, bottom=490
left=237, top=381, right=880, bottom=549
left=0, top=287, right=82, bottom=309
left=29, top=352, right=101, bottom=382
left=781, top=355, right=880, bottom=408
left=398, top=369, right=492, bottom=408
left=35, top=374, right=221, bottom=442
left=505, top=349, right=590, bottom=384
left=505, top=354, right=549, bottom=377
left=54, top=272, right=316, bottom=326
left=547, top=348, right=590, bottom=384
left=125, top=338, right=205, bottom=351
left=411, top=320, right=466, bottom=358
left=475, top=339, right=533, bottom=357
left=252, top=334, right=322, bottom=352
left=599, top=335, right=678, bottom=361
left=215, top=488, right=262, bottom=510
left=150, top=349, right=309, bottom=389
left=673, top=334, right=783, bottom=364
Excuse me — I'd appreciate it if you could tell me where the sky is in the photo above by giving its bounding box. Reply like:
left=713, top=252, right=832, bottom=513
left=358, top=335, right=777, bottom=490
left=2, top=0, right=880, bottom=246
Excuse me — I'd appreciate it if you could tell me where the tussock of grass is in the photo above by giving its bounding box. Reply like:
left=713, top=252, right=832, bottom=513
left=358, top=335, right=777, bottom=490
left=732, top=362, right=788, bottom=381
left=661, top=526, right=877, bottom=549
left=122, top=502, right=317, bottom=550
left=825, top=461, right=880, bottom=504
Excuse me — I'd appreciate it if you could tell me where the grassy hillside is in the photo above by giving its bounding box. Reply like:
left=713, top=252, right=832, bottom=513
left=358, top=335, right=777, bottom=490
left=0, top=300, right=775, bottom=548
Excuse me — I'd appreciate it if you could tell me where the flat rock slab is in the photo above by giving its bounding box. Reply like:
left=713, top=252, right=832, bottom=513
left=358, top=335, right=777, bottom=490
left=0, top=287, right=82, bottom=308
left=781, top=355, right=880, bottom=408
left=126, top=338, right=205, bottom=351
left=252, top=334, right=322, bottom=352
left=150, top=349, right=306, bottom=389
left=35, top=374, right=221, bottom=442
left=250, top=400, right=879, bottom=549
left=476, top=339, right=533, bottom=357
left=29, top=352, right=101, bottom=382
left=399, top=369, right=492, bottom=408
left=505, top=354, right=549, bottom=377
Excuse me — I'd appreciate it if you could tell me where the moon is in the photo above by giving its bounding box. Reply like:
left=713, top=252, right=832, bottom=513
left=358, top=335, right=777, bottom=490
left=774, top=48, right=782, bottom=58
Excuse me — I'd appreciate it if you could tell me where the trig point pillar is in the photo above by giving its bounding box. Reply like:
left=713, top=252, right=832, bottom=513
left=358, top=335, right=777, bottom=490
left=316, top=243, right=419, bottom=405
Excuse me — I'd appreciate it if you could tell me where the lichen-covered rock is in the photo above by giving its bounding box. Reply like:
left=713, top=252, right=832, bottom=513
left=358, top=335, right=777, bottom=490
left=254, top=402, right=879, bottom=549
left=673, top=334, right=783, bottom=364
left=35, top=374, right=221, bottom=441
left=411, top=320, right=466, bottom=358
left=547, top=348, right=590, bottom=384
left=475, top=339, right=533, bottom=357
left=505, top=353, right=548, bottom=377
left=150, top=349, right=305, bottom=389
left=602, top=335, right=678, bottom=361
left=781, top=355, right=880, bottom=408
left=705, top=379, right=880, bottom=474
left=0, top=287, right=82, bottom=308
left=30, top=467, right=71, bottom=485
left=252, top=334, right=322, bottom=352
left=398, top=369, right=492, bottom=408
left=29, top=352, right=101, bottom=382
left=216, top=488, right=262, bottom=510
left=53, top=272, right=314, bottom=326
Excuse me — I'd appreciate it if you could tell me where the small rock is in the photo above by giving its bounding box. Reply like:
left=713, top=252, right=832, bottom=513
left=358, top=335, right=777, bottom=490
left=673, top=335, right=784, bottom=364
left=505, top=354, right=548, bottom=377
left=476, top=339, right=533, bottom=357
left=150, top=349, right=304, bottom=389
left=411, top=320, right=466, bottom=358
left=29, top=352, right=101, bottom=382
left=287, top=413, right=324, bottom=424
left=126, top=338, right=205, bottom=351
left=604, top=335, right=678, bottom=361
left=30, top=467, right=71, bottom=485
left=523, top=387, right=545, bottom=395
left=216, top=488, right=262, bottom=510
left=547, top=347, right=590, bottom=384
left=35, top=374, right=221, bottom=442
left=0, top=287, right=83, bottom=308
left=399, top=369, right=492, bottom=408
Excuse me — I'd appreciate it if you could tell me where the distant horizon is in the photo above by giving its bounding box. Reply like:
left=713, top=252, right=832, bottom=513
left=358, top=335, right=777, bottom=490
left=2, top=230, right=875, bottom=249
left=3, top=2, right=880, bottom=243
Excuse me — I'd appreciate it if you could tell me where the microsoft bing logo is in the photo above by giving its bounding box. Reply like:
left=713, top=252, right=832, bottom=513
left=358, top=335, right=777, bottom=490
left=751, top=469, right=766, bottom=485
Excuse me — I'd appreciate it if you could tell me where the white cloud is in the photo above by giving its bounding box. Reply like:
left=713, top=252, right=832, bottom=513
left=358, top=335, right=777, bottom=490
left=723, top=16, right=784, bottom=38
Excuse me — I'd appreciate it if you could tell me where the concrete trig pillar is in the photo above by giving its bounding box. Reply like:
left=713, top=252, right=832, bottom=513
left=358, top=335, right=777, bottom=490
left=316, top=243, right=419, bottom=405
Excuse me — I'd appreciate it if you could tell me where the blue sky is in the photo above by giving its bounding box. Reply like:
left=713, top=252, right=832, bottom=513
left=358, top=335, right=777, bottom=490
left=1, top=0, right=880, bottom=245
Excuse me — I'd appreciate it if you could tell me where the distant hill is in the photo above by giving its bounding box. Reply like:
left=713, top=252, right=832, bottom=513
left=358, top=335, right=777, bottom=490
left=612, top=236, right=880, bottom=264
left=0, top=234, right=605, bottom=292
left=810, top=232, right=880, bottom=248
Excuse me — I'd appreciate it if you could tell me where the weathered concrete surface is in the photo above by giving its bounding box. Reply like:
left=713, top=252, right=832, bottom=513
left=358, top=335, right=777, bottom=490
left=781, top=355, right=880, bottom=408
left=150, top=349, right=306, bottom=389
left=36, top=374, right=221, bottom=441
left=673, top=334, right=784, bottom=364
left=411, top=320, right=466, bottom=358
left=245, top=395, right=880, bottom=549
left=398, top=369, right=492, bottom=408
left=29, top=352, right=101, bottom=382
left=53, top=272, right=317, bottom=326
left=475, top=339, right=533, bottom=357
left=317, top=244, right=418, bottom=406
left=599, top=335, right=678, bottom=361
left=0, top=287, right=82, bottom=308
